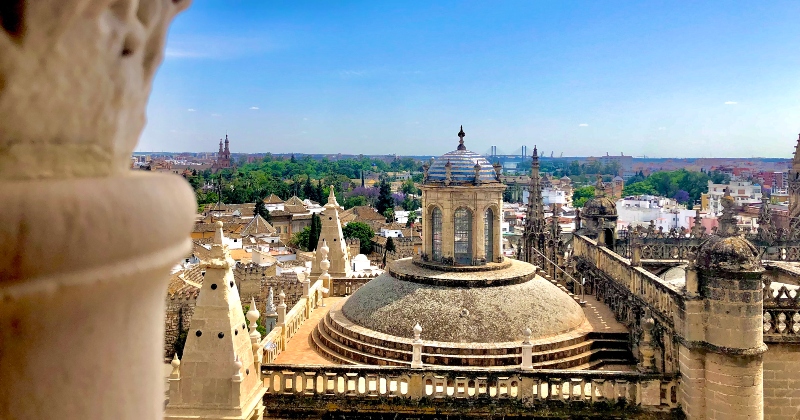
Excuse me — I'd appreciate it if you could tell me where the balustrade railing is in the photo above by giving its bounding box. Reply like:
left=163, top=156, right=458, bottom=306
left=763, top=278, right=800, bottom=342
left=259, top=279, right=324, bottom=363
left=261, top=365, right=679, bottom=410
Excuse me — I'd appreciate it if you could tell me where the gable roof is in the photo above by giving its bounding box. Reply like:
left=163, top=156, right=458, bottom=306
left=283, top=196, right=308, bottom=213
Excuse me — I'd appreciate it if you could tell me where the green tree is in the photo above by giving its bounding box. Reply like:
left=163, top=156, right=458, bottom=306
left=401, top=179, right=420, bottom=195
left=376, top=180, right=394, bottom=215
left=290, top=226, right=312, bottom=251
left=406, top=210, right=417, bottom=227
left=384, top=208, right=395, bottom=223
left=572, top=186, right=596, bottom=208
left=254, top=200, right=271, bottom=222
left=308, top=213, right=322, bottom=251
left=343, top=222, right=374, bottom=254
left=383, top=236, right=396, bottom=267
left=343, top=195, right=368, bottom=209
left=622, top=181, right=656, bottom=197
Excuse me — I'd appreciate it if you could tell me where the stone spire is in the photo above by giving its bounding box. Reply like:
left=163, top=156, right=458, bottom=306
left=757, top=195, right=776, bottom=243
left=311, top=186, right=351, bottom=279
left=224, top=134, right=230, bottom=154
left=523, top=145, right=546, bottom=263
left=165, top=222, right=265, bottom=419
left=595, top=175, right=605, bottom=197
left=717, top=188, right=739, bottom=237
left=457, top=125, right=466, bottom=150
left=218, top=139, right=224, bottom=154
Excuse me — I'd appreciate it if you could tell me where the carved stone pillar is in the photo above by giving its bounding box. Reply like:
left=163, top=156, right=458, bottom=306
left=0, top=1, right=193, bottom=419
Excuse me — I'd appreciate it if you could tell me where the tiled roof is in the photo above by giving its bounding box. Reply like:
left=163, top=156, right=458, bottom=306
left=240, top=215, right=276, bottom=236
left=263, top=194, right=284, bottom=204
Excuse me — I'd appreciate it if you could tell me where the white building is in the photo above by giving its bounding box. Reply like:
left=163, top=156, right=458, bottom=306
left=706, top=180, right=762, bottom=216
left=616, top=195, right=696, bottom=232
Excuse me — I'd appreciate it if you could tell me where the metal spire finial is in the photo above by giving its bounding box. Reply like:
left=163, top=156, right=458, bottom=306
left=457, top=125, right=466, bottom=150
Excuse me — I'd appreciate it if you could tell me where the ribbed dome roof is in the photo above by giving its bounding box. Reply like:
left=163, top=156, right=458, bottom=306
left=426, top=126, right=498, bottom=184
left=340, top=259, right=586, bottom=343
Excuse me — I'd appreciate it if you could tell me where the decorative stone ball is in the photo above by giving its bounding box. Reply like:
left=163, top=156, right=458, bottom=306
left=321, top=260, right=330, bottom=271
left=216, top=220, right=224, bottom=228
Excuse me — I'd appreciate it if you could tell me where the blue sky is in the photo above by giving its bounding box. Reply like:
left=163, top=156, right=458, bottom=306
left=139, top=1, right=800, bottom=158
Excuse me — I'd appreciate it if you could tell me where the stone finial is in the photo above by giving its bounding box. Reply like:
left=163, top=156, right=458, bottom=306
left=422, top=163, right=430, bottom=183
left=444, top=160, right=452, bottom=186
left=522, top=327, right=532, bottom=345
left=246, top=297, right=261, bottom=340
left=718, top=188, right=739, bottom=237
left=327, top=185, right=339, bottom=207
left=595, top=175, right=605, bottom=196
left=493, top=162, right=502, bottom=180
left=169, top=353, right=181, bottom=379
left=232, top=355, right=243, bottom=381
left=320, top=240, right=331, bottom=272
left=413, top=323, right=423, bottom=341
left=214, top=220, right=224, bottom=245
left=278, top=290, right=286, bottom=307
left=474, top=162, right=482, bottom=185
left=265, top=287, right=277, bottom=316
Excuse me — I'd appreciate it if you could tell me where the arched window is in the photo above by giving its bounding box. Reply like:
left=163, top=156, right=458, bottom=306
left=454, top=207, right=473, bottom=265
left=485, top=208, right=494, bottom=262
left=431, top=207, right=442, bottom=261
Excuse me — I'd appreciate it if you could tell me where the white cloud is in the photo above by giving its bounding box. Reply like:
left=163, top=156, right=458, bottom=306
left=187, top=108, right=196, bottom=112
left=579, top=123, right=588, bottom=127
left=211, top=113, right=221, bottom=117
left=250, top=106, right=259, bottom=110
left=724, top=101, right=738, bottom=105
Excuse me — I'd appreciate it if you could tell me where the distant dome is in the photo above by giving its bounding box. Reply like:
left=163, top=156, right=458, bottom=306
left=353, top=254, right=369, bottom=263
left=582, top=196, right=617, bottom=216
left=695, top=235, right=761, bottom=272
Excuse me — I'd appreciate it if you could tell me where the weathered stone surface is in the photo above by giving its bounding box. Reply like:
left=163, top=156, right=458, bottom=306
left=340, top=270, right=586, bottom=343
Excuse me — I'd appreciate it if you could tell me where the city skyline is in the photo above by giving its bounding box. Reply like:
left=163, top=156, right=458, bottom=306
left=140, top=1, right=800, bottom=157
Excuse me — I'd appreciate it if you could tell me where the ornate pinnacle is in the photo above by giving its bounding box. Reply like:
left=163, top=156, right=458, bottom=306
left=457, top=125, right=466, bottom=150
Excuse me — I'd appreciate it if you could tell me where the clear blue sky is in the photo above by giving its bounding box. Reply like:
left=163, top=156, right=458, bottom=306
left=139, top=1, right=800, bottom=158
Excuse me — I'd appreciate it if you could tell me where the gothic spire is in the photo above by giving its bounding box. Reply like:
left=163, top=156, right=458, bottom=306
left=522, top=145, right=546, bottom=263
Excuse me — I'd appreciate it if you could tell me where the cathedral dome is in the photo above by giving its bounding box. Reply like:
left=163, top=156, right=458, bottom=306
left=695, top=235, right=762, bottom=272
left=339, top=259, right=586, bottom=343
left=426, top=126, right=498, bottom=184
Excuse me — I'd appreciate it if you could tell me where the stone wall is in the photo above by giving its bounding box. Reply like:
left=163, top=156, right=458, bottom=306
left=764, top=343, right=800, bottom=419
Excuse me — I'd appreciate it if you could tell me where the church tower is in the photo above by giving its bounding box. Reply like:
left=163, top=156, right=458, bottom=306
left=310, top=187, right=352, bottom=279
left=165, top=222, right=265, bottom=420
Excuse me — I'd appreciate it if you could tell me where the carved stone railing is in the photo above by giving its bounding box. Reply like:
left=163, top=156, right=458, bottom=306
left=616, top=234, right=800, bottom=263
left=763, top=277, right=800, bottom=342
left=260, top=279, right=324, bottom=363
left=261, top=365, right=680, bottom=416
left=574, top=235, right=682, bottom=325
left=573, top=235, right=683, bottom=373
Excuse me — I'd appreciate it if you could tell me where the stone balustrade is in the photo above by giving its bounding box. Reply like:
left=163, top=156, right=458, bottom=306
left=260, top=279, right=324, bottom=362
left=574, top=235, right=682, bottom=325
left=763, top=278, right=800, bottom=342
left=261, top=364, right=679, bottom=416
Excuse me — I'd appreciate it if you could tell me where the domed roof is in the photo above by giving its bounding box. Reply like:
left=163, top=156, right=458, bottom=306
left=340, top=261, right=586, bottom=343
left=582, top=196, right=617, bottom=216
left=695, top=235, right=762, bottom=272
left=426, top=126, right=498, bottom=184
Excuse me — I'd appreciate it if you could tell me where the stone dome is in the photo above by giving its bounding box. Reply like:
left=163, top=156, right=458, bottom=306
left=582, top=196, right=617, bottom=216
left=695, top=235, right=762, bottom=272
left=340, top=261, right=586, bottom=343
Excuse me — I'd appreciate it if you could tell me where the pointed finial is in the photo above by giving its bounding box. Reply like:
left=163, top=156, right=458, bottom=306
left=457, top=125, right=466, bottom=150
left=278, top=289, right=286, bottom=306
left=265, top=287, right=277, bottom=315
left=246, top=297, right=260, bottom=338
left=213, top=220, right=224, bottom=245
left=413, top=323, right=423, bottom=340
left=327, top=185, right=339, bottom=207
left=170, top=353, right=181, bottom=378
left=232, top=354, right=243, bottom=380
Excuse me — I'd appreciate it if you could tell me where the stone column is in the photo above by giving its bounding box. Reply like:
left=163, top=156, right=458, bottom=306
left=0, top=2, right=193, bottom=419
left=411, top=323, right=423, bottom=368
left=678, top=235, right=765, bottom=420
